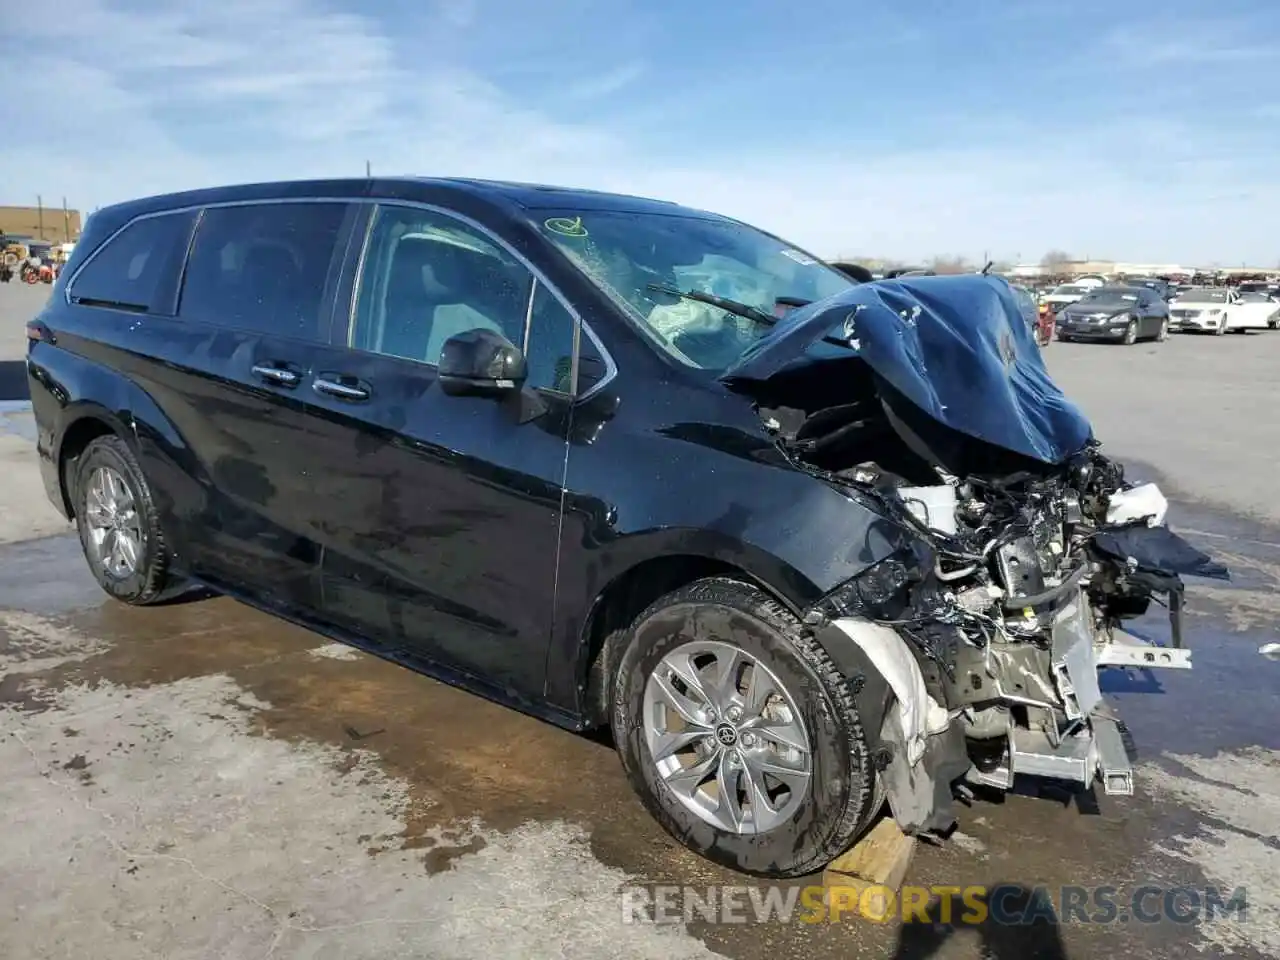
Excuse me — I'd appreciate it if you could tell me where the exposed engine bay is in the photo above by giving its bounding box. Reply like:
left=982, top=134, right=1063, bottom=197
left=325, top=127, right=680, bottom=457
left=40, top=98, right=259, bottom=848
left=723, top=275, right=1230, bottom=835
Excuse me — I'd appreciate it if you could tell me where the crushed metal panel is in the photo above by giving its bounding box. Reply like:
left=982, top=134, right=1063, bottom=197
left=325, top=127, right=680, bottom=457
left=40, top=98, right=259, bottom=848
left=1051, top=597, right=1103, bottom=721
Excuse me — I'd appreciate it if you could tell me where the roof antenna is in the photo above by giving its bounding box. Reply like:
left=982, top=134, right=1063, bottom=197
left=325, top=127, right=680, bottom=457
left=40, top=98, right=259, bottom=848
left=365, top=160, right=372, bottom=178
left=980, top=260, right=994, bottom=275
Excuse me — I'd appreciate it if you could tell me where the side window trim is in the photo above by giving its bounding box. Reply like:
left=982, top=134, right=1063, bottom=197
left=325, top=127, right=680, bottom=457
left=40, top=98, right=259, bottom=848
left=344, top=200, right=618, bottom=400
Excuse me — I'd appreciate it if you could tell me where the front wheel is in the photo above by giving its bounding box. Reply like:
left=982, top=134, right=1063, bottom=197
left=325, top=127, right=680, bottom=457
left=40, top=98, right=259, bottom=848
left=73, top=435, right=180, bottom=605
left=1215, top=317, right=1227, bottom=335
left=1156, top=319, right=1169, bottom=342
left=610, top=578, right=883, bottom=878
left=1122, top=320, right=1138, bottom=345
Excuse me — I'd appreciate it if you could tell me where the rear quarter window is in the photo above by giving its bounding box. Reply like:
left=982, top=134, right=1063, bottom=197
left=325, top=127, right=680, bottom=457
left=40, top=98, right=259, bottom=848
left=68, top=211, right=197, bottom=313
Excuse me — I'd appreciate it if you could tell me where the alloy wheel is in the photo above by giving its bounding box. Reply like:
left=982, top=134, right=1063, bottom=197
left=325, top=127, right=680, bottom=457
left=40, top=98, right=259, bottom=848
left=83, top=465, right=143, bottom=579
left=642, top=640, right=812, bottom=835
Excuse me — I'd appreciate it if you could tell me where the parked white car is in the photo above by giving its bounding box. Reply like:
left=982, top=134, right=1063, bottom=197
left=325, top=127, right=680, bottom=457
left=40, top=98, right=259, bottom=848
left=1040, top=282, right=1094, bottom=312
left=1168, top=287, right=1280, bottom=334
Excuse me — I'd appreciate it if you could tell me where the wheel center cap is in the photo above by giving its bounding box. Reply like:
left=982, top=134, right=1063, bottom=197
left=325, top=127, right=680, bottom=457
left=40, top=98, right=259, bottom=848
left=714, top=723, right=739, bottom=747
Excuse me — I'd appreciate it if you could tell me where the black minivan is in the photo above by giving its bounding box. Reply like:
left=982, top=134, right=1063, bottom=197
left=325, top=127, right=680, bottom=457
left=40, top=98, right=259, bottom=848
left=27, top=177, right=1216, bottom=878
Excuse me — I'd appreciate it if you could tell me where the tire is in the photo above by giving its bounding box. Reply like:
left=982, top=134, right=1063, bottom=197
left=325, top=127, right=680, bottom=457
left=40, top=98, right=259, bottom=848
left=73, top=435, right=179, bottom=605
left=610, top=577, right=882, bottom=878
left=1215, top=317, right=1227, bottom=336
left=1122, top=321, right=1138, bottom=345
left=1156, top=319, right=1169, bottom=342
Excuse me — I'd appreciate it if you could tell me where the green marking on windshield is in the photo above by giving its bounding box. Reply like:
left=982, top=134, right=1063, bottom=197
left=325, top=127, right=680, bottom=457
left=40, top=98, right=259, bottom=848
left=544, top=216, right=588, bottom=238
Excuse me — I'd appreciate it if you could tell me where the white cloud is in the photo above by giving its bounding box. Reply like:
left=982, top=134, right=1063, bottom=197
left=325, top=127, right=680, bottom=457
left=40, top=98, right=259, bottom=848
left=1097, top=20, right=1279, bottom=66
left=562, top=62, right=648, bottom=100
left=2, top=0, right=1279, bottom=266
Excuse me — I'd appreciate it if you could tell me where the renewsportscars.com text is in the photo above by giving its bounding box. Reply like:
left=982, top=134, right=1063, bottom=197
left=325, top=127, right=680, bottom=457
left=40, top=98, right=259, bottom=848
left=620, top=883, right=1249, bottom=926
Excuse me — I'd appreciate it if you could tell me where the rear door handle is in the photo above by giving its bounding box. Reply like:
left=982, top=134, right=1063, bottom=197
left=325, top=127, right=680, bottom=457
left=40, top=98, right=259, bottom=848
left=313, top=374, right=370, bottom=402
left=251, top=363, right=302, bottom=388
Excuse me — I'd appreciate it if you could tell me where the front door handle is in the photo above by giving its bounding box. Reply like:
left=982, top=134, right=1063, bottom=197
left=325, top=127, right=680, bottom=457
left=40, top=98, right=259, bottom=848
left=313, top=375, right=370, bottom=402
left=251, top=363, right=301, bottom=388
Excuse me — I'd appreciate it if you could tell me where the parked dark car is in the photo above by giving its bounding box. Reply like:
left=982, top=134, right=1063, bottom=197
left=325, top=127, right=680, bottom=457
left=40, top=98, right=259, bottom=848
left=1056, top=285, right=1170, bottom=344
left=26, top=178, right=1221, bottom=879
left=1123, top=276, right=1175, bottom=301
left=829, top=261, right=875, bottom=283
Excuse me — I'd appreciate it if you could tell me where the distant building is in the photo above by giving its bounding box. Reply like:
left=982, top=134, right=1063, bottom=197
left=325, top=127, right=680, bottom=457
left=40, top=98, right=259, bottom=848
left=0, top=205, right=82, bottom=243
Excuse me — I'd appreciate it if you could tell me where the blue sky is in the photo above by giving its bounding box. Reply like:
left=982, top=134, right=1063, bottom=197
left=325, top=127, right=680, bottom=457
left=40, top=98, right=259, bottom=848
left=3, top=0, right=1279, bottom=265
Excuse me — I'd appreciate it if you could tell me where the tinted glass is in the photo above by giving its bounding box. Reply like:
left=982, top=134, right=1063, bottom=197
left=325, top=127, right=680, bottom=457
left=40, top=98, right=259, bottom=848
left=69, top=211, right=196, bottom=313
left=523, top=282, right=578, bottom=393
left=1179, top=288, right=1229, bottom=303
left=179, top=202, right=347, bottom=339
left=1079, top=290, right=1139, bottom=307
left=351, top=205, right=533, bottom=367
left=534, top=208, right=853, bottom=371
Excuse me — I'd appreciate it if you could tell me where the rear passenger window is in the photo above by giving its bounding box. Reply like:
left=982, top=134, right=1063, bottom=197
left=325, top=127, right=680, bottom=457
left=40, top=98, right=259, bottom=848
left=179, top=203, right=347, bottom=340
left=69, top=211, right=196, bottom=313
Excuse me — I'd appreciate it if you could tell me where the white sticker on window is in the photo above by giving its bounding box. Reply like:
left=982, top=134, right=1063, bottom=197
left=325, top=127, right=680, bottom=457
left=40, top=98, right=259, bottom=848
left=779, top=248, right=817, bottom=266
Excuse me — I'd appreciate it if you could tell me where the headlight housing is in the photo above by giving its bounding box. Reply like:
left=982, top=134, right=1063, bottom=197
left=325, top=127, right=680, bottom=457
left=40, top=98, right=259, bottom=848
left=804, top=543, right=933, bottom=624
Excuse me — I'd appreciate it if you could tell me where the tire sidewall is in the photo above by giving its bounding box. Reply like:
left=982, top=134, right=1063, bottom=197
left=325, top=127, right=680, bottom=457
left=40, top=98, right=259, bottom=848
left=74, top=438, right=159, bottom=603
left=612, top=597, right=867, bottom=877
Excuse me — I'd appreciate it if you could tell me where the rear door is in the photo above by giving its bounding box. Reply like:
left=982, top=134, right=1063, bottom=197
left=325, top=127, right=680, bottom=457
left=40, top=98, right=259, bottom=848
left=148, top=200, right=360, bottom=610
left=298, top=202, right=581, bottom=699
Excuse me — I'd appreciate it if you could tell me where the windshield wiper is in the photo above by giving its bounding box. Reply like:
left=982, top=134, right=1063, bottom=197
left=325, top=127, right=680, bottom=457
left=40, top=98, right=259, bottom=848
left=646, top=283, right=777, bottom=327
left=646, top=283, right=863, bottom=350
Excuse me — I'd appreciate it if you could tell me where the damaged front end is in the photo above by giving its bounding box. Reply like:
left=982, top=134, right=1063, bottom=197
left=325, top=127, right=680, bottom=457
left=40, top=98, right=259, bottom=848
left=722, top=274, right=1230, bottom=836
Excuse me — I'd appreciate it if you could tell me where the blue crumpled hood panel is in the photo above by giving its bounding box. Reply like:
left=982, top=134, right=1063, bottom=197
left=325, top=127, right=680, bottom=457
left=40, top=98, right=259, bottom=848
left=721, top=274, right=1094, bottom=465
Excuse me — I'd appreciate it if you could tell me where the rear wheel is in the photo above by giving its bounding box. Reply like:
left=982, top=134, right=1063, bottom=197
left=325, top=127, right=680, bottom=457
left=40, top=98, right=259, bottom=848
left=73, top=435, right=180, bottom=605
left=610, top=578, right=883, bottom=878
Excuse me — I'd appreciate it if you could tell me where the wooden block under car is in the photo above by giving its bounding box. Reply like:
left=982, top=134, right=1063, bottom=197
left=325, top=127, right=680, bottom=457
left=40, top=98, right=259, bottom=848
left=821, top=816, right=917, bottom=920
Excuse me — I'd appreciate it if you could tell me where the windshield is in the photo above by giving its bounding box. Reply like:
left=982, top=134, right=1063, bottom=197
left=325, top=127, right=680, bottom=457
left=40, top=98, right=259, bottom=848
left=1078, top=291, right=1139, bottom=308
left=1237, top=292, right=1273, bottom=303
left=535, top=209, right=854, bottom=369
left=1051, top=284, right=1088, bottom=296
left=1179, top=289, right=1229, bottom=303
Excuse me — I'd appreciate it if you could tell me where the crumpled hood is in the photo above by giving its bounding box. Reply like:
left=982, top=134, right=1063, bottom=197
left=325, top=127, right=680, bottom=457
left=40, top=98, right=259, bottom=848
left=720, top=274, right=1094, bottom=465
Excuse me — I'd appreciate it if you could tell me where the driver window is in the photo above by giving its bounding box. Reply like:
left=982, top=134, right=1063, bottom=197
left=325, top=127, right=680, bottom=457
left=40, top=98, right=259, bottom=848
left=351, top=206, right=532, bottom=366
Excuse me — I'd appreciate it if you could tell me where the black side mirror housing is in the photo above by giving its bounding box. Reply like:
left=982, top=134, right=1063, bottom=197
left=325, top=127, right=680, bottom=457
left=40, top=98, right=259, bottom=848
left=437, top=328, right=527, bottom=398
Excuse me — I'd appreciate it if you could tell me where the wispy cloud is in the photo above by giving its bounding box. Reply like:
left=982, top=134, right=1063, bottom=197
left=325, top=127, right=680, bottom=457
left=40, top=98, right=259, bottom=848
left=3, top=0, right=1280, bottom=265
left=562, top=61, right=647, bottom=101
left=1096, top=18, right=1279, bottom=65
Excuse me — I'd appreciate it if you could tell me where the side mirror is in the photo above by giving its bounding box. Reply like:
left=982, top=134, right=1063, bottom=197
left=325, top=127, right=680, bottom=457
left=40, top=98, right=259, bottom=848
left=437, top=328, right=527, bottom=398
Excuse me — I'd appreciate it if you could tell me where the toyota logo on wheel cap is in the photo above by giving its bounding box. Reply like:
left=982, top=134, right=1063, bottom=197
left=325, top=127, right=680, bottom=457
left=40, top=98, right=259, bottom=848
left=714, top=723, right=739, bottom=747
